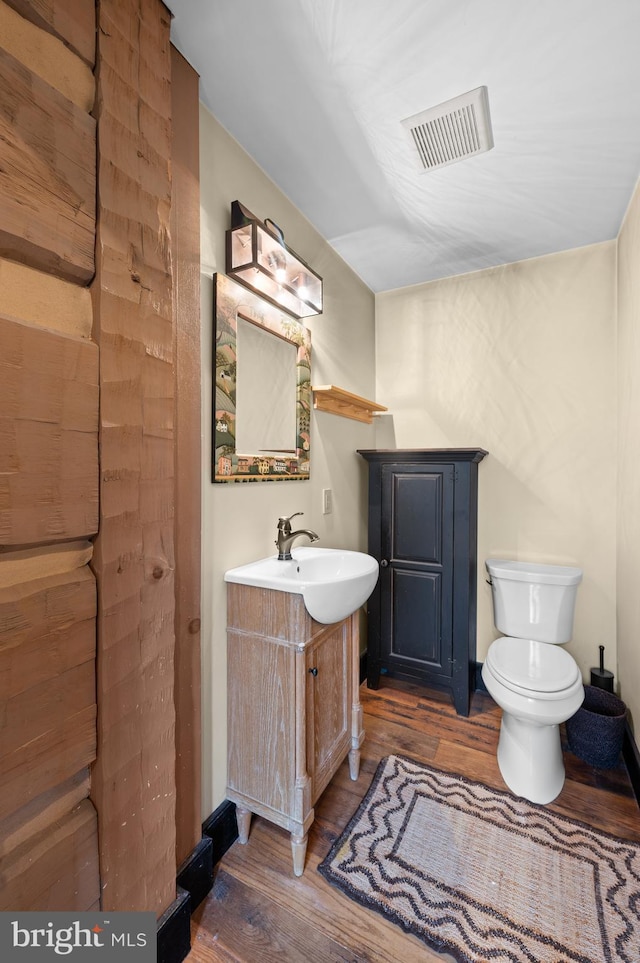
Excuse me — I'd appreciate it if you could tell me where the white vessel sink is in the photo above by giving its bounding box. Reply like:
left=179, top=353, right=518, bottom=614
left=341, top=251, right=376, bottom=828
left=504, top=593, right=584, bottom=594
left=224, top=546, right=379, bottom=624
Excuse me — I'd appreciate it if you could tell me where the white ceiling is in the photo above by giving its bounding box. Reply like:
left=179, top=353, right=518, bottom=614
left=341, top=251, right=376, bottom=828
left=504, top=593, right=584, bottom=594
left=168, top=0, right=640, bottom=293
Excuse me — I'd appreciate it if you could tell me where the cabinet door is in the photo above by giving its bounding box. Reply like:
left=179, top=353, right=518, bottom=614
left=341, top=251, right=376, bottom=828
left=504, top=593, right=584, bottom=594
left=380, top=464, right=455, bottom=681
left=227, top=632, right=297, bottom=822
left=306, top=621, right=351, bottom=804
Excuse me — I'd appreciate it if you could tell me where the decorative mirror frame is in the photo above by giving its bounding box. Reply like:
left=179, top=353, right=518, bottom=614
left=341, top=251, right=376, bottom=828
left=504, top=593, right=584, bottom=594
left=213, top=272, right=311, bottom=483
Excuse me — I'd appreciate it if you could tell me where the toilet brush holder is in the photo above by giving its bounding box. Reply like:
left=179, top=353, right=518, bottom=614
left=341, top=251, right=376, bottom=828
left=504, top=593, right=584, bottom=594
left=566, top=685, right=626, bottom=769
left=590, top=644, right=614, bottom=692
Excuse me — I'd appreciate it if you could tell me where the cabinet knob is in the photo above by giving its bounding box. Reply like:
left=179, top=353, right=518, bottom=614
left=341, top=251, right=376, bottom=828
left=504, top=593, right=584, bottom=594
left=308, top=667, right=318, bottom=676
left=380, top=559, right=389, bottom=568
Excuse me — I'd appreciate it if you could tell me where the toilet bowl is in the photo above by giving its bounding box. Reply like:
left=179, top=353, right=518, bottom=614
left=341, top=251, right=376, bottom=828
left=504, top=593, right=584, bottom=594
left=484, top=559, right=584, bottom=805
left=482, top=638, right=584, bottom=803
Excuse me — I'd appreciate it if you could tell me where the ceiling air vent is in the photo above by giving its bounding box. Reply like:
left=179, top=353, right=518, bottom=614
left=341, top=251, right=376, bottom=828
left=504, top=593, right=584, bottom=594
left=401, top=86, right=494, bottom=173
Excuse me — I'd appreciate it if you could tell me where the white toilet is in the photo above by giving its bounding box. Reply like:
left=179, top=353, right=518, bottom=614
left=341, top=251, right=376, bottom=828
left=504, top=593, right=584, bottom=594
left=482, top=558, right=585, bottom=805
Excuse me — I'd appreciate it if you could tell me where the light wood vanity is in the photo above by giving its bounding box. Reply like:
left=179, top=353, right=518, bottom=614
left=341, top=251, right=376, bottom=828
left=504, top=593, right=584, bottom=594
left=226, top=583, right=364, bottom=875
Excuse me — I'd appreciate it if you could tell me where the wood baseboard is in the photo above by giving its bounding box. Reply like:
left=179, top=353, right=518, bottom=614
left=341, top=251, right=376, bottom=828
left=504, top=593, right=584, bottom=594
left=177, top=836, right=214, bottom=912
left=157, top=836, right=215, bottom=963
left=157, top=886, right=190, bottom=963
left=203, top=798, right=239, bottom=864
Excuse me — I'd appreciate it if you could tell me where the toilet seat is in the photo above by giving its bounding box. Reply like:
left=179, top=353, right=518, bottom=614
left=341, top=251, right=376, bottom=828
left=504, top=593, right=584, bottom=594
left=486, top=636, right=581, bottom=699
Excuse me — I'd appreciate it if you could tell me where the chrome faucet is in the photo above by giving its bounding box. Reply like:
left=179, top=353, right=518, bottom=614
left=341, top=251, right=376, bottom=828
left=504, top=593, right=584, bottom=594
left=276, top=512, right=319, bottom=560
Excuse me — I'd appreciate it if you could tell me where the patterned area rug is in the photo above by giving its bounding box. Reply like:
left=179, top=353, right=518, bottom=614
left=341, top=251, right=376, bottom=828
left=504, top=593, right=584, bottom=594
left=318, top=755, right=640, bottom=962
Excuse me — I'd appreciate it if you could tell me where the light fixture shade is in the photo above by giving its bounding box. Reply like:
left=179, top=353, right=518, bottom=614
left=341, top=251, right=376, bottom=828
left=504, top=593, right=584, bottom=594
left=226, top=201, right=323, bottom=319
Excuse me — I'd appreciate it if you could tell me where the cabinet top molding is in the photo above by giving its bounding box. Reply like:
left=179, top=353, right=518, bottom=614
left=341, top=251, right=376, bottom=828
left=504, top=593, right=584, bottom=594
left=357, top=448, right=488, bottom=463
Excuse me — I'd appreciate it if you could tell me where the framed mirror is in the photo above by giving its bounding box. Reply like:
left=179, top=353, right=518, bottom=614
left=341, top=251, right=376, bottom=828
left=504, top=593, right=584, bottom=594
left=213, top=272, right=311, bottom=482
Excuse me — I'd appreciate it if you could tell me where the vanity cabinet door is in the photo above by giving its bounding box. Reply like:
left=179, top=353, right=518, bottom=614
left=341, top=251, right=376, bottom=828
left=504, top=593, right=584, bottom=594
left=305, top=620, right=352, bottom=804
left=227, top=630, right=296, bottom=823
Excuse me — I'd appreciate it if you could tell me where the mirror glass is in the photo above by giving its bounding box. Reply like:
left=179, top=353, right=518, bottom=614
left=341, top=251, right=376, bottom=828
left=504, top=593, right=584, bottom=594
left=236, top=316, right=297, bottom=454
left=213, top=273, right=311, bottom=483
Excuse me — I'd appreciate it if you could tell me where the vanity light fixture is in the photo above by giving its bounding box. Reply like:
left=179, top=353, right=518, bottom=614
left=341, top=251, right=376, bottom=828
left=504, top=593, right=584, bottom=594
left=226, top=200, right=323, bottom=319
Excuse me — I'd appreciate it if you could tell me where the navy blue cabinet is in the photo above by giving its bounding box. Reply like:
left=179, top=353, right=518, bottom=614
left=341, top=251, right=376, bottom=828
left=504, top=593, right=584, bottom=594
left=358, top=449, right=487, bottom=716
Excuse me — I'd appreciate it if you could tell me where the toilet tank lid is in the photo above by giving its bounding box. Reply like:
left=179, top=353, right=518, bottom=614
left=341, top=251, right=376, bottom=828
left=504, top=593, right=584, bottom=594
left=486, top=558, right=583, bottom=586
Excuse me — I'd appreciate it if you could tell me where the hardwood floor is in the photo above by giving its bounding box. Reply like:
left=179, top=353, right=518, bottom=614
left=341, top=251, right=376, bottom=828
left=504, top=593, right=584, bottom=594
left=188, top=679, right=640, bottom=962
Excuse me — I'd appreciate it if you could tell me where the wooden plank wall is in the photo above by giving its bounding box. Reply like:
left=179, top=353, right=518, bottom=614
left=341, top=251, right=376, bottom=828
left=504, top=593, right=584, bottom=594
left=0, top=0, right=99, bottom=911
left=90, top=0, right=178, bottom=914
left=0, top=0, right=198, bottom=921
left=171, top=45, right=202, bottom=869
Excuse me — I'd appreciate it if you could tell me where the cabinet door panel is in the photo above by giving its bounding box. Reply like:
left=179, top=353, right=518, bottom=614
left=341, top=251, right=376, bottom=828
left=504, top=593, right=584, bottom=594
left=393, top=472, right=444, bottom=563
left=307, top=622, right=350, bottom=803
left=227, top=633, right=296, bottom=818
left=392, top=569, right=443, bottom=666
left=381, top=465, right=454, bottom=678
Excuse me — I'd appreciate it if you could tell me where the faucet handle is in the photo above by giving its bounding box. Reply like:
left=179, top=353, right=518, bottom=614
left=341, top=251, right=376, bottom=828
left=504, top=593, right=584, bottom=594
left=278, top=512, right=303, bottom=531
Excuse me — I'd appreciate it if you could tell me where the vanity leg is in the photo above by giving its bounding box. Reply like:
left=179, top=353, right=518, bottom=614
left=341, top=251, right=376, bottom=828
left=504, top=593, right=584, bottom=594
left=348, top=745, right=361, bottom=781
left=290, top=832, right=308, bottom=877
left=350, top=614, right=364, bottom=782
left=349, top=747, right=360, bottom=782
left=235, top=807, right=251, bottom=844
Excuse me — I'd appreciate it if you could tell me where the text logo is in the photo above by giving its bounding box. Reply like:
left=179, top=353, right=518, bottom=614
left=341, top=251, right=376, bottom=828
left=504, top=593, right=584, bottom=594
left=1, top=912, right=156, bottom=961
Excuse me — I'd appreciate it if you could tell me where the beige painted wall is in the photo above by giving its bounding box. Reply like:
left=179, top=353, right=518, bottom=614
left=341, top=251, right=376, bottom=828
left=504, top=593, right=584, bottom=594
left=617, top=177, right=640, bottom=733
left=375, top=243, right=617, bottom=681
left=199, top=106, right=377, bottom=813
left=198, top=99, right=639, bottom=813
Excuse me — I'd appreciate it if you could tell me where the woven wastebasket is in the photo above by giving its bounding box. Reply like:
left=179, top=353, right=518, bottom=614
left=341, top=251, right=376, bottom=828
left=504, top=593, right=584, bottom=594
left=565, top=685, right=627, bottom=769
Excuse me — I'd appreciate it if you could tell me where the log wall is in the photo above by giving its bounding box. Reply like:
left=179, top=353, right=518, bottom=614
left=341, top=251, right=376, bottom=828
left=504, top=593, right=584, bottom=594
left=171, top=45, right=202, bottom=869
left=1, top=0, right=196, bottom=921
left=0, top=0, right=99, bottom=912
left=90, top=0, right=177, bottom=914
left=0, top=0, right=95, bottom=281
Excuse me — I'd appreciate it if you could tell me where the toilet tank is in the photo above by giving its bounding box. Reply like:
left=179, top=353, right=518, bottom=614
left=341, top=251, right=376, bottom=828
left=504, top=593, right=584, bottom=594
left=485, top=558, right=582, bottom=644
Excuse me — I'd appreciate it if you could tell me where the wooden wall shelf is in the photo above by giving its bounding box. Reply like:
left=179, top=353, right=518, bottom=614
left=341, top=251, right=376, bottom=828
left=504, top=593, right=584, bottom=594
left=312, top=385, right=387, bottom=424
